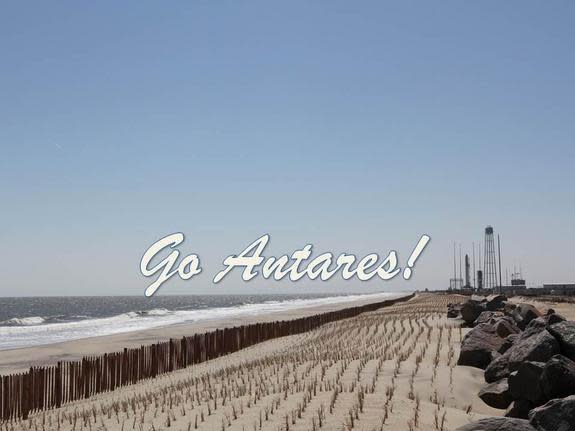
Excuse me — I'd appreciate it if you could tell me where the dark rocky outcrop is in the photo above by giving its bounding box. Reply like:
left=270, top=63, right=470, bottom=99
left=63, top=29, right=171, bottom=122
left=448, top=297, right=574, bottom=428
left=498, top=334, right=517, bottom=355
left=455, top=417, right=537, bottom=430
left=448, top=302, right=462, bottom=318
left=458, top=323, right=506, bottom=369
left=486, top=294, right=507, bottom=311
left=528, top=395, right=575, bottom=431
left=544, top=313, right=566, bottom=326
left=534, top=312, right=566, bottom=327
left=461, top=300, right=487, bottom=325
left=474, top=311, right=504, bottom=326
left=518, top=318, right=548, bottom=342
left=485, top=330, right=560, bottom=383
left=505, top=399, right=533, bottom=419
left=502, top=301, right=517, bottom=314
left=540, top=354, right=575, bottom=400
left=548, top=321, right=575, bottom=361
left=495, top=317, right=521, bottom=338
left=478, top=378, right=512, bottom=409
left=508, top=361, right=545, bottom=404
left=511, top=304, right=542, bottom=330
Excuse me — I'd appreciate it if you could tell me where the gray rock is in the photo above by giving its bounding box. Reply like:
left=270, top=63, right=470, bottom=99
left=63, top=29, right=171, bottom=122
left=503, top=301, right=517, bottom=314
left=512, top=304, right=542, bottom=330
left=505, top=399, right=533, bottom=419
left=495, top=317, right=521, bottom=338
left=486, top=294, right=507, bottom=311
left=448, top=303, right=461, bottom=318
left=455, top=417, right=536, bottom=430
left=528, top=395, right=575, bottom=431
left=533, top=312, right=566, bottom=327
left=540, top=354, right=575, bottom=400
left=474, top=311, right=504, bottom=326
left=462, top=300, right=487, bottom=325
left=459, top=323, right=505, bottom=369
left=499, top=334, right=519, bottom=354
left=543, top=313, right=566, bottom=326
left=519, top=317, right=547, bottom=339
left=508, top=361, right=545, bottom=403
left=548, top=321, right=575, bottom=361
left=485, top=330, right=560, bottom=383
left=478, top=378, right=512, bottom=409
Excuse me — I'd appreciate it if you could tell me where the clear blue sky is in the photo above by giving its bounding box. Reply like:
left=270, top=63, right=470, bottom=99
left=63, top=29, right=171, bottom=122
left=1, top=1, right=574, bottom=296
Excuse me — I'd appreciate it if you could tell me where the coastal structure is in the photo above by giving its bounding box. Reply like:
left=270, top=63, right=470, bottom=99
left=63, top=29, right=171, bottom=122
left=483, top=226, right=499, bottom=291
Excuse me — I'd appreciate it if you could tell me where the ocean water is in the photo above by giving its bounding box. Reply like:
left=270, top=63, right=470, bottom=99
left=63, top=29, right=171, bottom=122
left=0, top=293, right=397, bottom=350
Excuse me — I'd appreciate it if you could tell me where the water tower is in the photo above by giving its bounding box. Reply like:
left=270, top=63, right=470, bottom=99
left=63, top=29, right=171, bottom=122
left=483, top=226, right=499, bottom=290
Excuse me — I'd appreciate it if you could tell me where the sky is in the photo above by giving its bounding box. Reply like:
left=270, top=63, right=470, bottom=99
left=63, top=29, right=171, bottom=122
left=0, top=1, right=574, bottom=296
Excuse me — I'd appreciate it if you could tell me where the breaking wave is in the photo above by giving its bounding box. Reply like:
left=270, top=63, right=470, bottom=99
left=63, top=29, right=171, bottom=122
left=0, top=293, right=401, bottom=350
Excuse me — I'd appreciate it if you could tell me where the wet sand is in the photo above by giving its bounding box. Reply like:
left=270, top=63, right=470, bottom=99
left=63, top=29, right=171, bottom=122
left=0, top=292, right=409, bottom=374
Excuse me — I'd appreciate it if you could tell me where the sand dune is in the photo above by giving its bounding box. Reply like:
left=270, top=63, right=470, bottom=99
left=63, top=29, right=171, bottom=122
left=2, top=294, right=506, bottom=431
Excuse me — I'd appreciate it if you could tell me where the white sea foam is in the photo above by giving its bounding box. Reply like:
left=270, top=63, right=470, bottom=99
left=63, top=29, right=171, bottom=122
left=0, top=293, right=403, bottom=350
left=2, top=316, right=47, bottom=326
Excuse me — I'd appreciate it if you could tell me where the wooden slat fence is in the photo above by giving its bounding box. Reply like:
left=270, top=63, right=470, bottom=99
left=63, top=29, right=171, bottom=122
left=0, top=293, right=413, bottom=421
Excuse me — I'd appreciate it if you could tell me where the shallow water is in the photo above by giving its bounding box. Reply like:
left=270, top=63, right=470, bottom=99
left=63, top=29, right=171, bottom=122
left=0, top=293, right=397, bottom=350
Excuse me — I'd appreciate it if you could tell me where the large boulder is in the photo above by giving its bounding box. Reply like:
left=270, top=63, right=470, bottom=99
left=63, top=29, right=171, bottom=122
left=478, top=378, right=512, bottom=409
left=508, top=361, right=545, bottom=404
left=495, top=317, right=521, bottom=338
left=502, top=301, right=517, bottom=314
left=485, top=330, right=560, bottom=383
left=542, top=308, right=567, bottom=325
left=544, top=313, right=566, bottom=326
left=511, top=303, right=542, bottom=330
left=499, top=334, right=519, bottom=354
left=534, top=313, right=566, bottom=327
left=540, top=354, right=575, bottom=400
left=458, top=323, right=506, bottom=369
left=474, top=311, right=504, bottom=326
left=520, top=318, right=548, bottom=340
left=505, top=399, right=533, bottom=419
left=455, top=417, right=537, bottom=430
left=448, top=303, right=462, bottom=318
left=461, top=300, right=487, bottom=325
left=528, top=395, right=575, bottom=431
left=486, top=294, right=507, bottom=311
left=548, top=321, right=575, bottom=361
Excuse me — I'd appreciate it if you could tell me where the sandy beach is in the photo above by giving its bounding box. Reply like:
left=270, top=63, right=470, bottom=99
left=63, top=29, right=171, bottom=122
left=0, top=293, right=409, bottom=375
left=1, top=293, right=504, bottom=431
left=4, top=293, right=574, bottom=430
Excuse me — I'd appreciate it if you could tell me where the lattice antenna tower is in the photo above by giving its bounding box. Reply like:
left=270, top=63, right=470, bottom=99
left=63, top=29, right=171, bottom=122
left=483, top=226, right=499, bottom=290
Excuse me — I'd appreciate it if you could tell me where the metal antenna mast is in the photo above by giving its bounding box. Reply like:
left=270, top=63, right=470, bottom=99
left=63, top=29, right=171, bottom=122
left=472, top=242, right=476, bottom=289
left=459, top=243, right=462, bottom=288
left=497, top=234, right=503, bottom=293
left=478, top=243, right=483, bottom=290
left=453, top=242, right=456, bottom=290
left=484, top=226, right=498, bottom=290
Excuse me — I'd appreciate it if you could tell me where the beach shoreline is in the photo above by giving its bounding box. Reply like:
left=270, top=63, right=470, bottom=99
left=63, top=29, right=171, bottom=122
left=0, top=292, right=410, bottom=374
left=6, top=292, right=573, bottom=429
left=1, top=293, right=509, bottom=430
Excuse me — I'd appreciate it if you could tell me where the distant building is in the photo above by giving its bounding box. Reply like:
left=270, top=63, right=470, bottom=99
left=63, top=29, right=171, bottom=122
left=503, top=283, right=575, bottom=297
left=500, top=284, right=527, bottom=295
left=542, top=284, right=575, bottom=296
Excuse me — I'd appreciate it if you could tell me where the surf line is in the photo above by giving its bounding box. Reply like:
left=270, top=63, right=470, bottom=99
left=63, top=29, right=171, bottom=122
left=140, top=233, right=430, bottom=297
